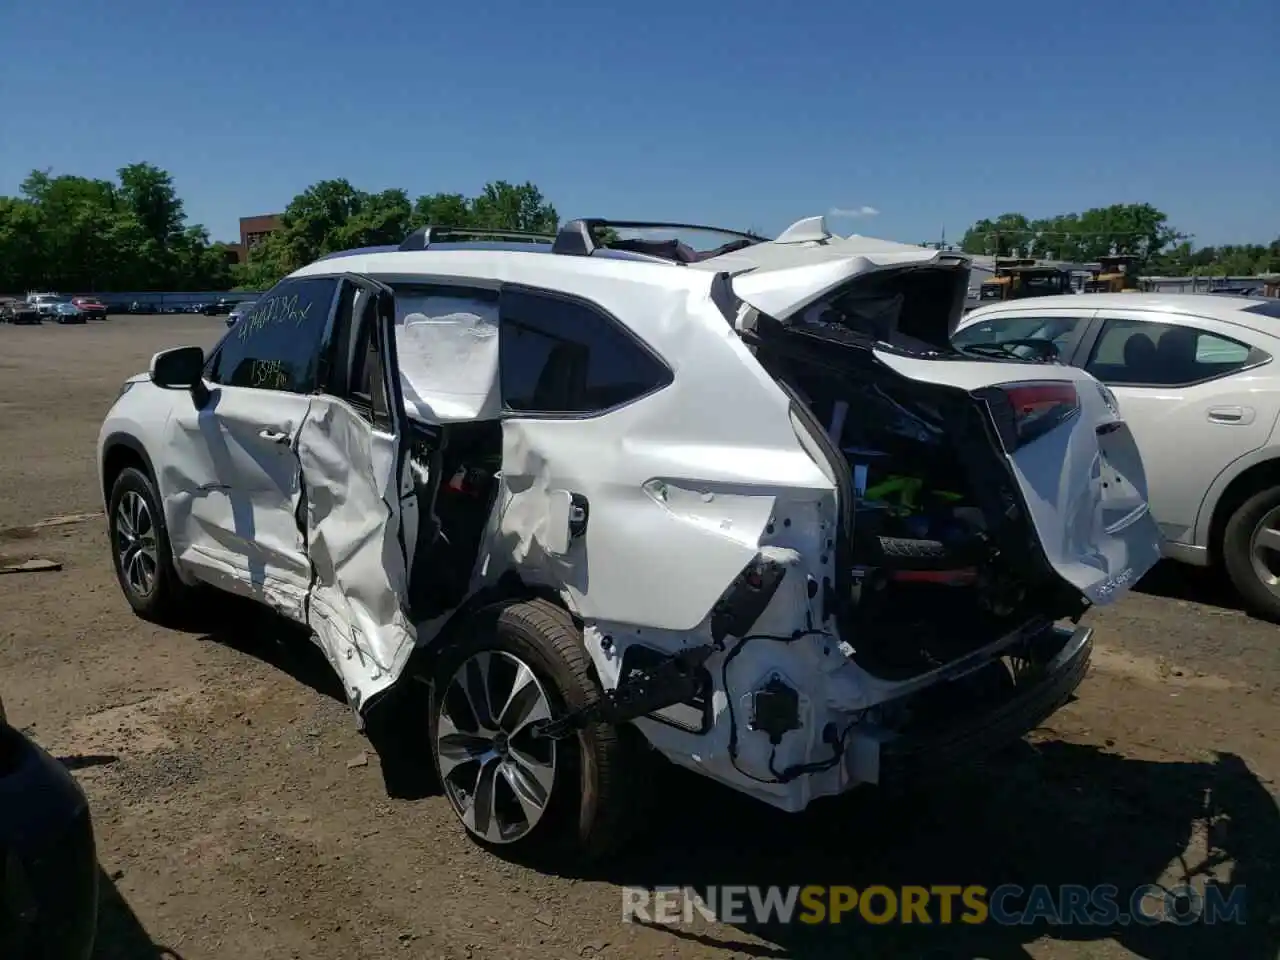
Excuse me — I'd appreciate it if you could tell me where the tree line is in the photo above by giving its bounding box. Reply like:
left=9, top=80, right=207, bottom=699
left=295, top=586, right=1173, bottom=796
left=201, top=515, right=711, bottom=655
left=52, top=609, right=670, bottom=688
left=0, top=164, right=559, bottom=295
left=0, top=164, right=239, bottom=294
left=957, top=203, right=1280, bottom=277
left=2, top=166, right=1275, bottom=295
left=234, top=178, right=558, bottom=290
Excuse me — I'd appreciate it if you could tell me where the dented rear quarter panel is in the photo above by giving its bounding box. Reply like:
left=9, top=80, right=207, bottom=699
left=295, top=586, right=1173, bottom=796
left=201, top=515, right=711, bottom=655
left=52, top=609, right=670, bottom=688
left=469, top=275, right=835, bottom=632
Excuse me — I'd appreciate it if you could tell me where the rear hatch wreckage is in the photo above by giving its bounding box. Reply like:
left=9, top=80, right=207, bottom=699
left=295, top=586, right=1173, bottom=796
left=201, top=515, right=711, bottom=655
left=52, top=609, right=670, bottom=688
left=528, top=218, right=1161, bottom=805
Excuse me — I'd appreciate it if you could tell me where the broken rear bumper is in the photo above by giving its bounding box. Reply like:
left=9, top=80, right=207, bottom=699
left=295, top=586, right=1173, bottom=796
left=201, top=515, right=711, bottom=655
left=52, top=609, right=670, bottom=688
left=867, top=624, right=1093, bottom=790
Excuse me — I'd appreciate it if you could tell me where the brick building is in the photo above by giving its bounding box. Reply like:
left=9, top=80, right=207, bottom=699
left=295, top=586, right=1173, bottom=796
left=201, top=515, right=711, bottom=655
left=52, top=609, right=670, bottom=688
left=238, top=214, right=283, bottom=262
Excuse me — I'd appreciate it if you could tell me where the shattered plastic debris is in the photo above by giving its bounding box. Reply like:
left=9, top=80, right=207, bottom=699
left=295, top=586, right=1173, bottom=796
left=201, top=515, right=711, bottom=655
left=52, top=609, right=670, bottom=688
left=0, top=512, right=102, bottom=542
left=30, top=512, right=102, bottom=529
left=0, top=558, right=62, bottom=575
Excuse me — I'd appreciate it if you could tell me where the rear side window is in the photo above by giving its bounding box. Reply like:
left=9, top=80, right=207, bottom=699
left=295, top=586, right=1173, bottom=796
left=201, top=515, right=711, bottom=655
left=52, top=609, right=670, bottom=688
left=206, top=277, right=339, bottom=392
left=1085, top=317, right=1264, bottom=387
left=499, top=288, right=672, bottom=415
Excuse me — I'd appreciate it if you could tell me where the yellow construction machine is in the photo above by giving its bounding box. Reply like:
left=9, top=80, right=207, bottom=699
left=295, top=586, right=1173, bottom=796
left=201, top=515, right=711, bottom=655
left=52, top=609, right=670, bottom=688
left=978, top=257, right=1074, bottom=302
left=1084, top=254, right=1141, bottom=293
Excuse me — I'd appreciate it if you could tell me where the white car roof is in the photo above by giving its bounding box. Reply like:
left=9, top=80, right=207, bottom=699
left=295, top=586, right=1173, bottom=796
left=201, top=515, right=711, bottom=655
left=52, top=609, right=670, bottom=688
left=295, top=216, right=966, bottom=320
left=965, top=292, right=1275, bottom=323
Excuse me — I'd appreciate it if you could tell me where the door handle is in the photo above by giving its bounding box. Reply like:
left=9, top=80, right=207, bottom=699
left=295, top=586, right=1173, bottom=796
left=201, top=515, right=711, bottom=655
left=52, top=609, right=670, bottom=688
left=1207, top=406, right=1254, bottom=425
left=258, top=428, right=291, bottom=444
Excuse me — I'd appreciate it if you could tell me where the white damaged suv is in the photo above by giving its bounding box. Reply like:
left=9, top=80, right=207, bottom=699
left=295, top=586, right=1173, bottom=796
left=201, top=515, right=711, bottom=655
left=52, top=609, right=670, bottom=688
left=97, top=216, right=1161, bottom=859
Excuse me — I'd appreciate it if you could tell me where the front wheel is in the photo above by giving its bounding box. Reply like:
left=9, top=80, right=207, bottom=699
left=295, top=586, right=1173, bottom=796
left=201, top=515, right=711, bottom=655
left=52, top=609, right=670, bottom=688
left=1222, top=485, right=1280, bottom=622
left=426, top=599, right=638, bottom=863
left=107, top=466, right=195, bottom=623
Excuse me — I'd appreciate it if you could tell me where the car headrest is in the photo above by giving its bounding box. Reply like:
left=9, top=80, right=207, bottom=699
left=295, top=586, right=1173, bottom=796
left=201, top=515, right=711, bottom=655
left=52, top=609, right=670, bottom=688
left=1122, top=332, right=1157, bottom=369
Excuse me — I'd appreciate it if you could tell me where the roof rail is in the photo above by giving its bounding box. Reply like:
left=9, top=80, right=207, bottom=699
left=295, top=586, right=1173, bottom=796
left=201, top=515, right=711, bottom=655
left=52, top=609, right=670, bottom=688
left=397, top=225, right=555, bottom=251
left=551, top=219, right=768, bottom=258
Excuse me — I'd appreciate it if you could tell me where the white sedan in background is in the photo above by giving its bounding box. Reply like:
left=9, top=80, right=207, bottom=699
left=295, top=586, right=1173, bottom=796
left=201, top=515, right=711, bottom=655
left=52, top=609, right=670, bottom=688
left=955, top=292, right=1280, bottom=619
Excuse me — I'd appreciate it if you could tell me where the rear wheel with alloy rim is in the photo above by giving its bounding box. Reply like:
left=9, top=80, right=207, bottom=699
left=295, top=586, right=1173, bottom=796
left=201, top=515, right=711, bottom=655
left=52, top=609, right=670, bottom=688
left=107, top=466, right=194, bottom=623
left=435, top=649, right=558, bottom=844
left=425, top=599, right=641, bottom=862
left=1222, top=484, right=1280, bottom=622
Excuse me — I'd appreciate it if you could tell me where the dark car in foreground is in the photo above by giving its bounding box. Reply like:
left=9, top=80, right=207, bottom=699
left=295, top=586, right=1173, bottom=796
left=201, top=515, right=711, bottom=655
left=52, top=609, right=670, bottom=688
left=0, top=693, right=99, bottom=958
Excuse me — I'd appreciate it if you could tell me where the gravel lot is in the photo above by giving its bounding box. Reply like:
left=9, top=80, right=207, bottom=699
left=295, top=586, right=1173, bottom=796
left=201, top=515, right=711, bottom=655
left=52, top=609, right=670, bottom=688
left=0, top=315, right=1277, bottom=960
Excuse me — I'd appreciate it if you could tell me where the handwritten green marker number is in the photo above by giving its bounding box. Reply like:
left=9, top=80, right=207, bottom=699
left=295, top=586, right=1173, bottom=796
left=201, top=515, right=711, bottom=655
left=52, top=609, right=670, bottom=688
left=236, top=293, right=314, bottom=341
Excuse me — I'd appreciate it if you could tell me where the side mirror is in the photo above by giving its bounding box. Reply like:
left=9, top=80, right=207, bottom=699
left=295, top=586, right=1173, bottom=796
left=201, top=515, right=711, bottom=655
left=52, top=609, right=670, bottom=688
left=150, top=346, right=210, bottom=407
left=150, top=346, right=204, bottom=388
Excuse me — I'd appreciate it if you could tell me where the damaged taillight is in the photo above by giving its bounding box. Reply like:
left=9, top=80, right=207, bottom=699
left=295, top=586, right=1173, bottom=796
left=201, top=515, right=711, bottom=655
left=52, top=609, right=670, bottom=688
left=978, top=380, right=1080, bottom=453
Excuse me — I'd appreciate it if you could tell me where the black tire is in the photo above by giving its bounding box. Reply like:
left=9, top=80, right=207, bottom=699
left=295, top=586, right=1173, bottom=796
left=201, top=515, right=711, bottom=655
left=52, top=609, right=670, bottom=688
left=1221, top=485, right=1280, bottom=622
left=876, top=535, right=949, bottom=560
left=425, top=598, right=638, bottom=863
left=863, top=534, right=961, bottom=571
left=106, top=466, right=195, bottom=624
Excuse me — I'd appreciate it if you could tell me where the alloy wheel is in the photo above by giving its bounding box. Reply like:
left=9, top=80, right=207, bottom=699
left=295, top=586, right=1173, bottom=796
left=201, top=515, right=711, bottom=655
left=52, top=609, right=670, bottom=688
left=435, top=650, right=557, bottom=844
left=115, top=491, right=158, bottom=598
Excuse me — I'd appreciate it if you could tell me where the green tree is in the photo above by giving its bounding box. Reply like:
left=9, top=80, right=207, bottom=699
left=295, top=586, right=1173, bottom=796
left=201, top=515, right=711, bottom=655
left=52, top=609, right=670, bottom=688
left=0, top=162, right=238, bottom=293
left=961, top=204, right=1192, bottom=269
left=411, top=192, right=473, bottom=228
left=469, top=180, right=558, bottom=233
left=235, top=179, right=563, bottom=289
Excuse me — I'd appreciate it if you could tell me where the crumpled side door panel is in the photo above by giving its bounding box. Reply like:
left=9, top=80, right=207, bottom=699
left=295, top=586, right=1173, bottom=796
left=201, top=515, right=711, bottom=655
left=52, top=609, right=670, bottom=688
left=295, top=275, right=421, bottom=709
left=161, top=386, right=314, bottom=619
left=298, top=395, right=417, bottom=706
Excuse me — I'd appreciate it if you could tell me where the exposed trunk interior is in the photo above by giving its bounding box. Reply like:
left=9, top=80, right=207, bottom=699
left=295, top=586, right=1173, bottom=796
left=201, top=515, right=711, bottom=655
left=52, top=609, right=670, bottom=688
left=787, top=263, right=969, bottom=353
left=750, top=319, right=1084, bottom=681
left=407, top=419, right=503, bottom=620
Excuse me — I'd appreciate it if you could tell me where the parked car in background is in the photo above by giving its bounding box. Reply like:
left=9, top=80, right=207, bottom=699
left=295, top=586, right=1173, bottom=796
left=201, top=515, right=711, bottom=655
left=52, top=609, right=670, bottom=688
left=0, top=690, right=100, bottom=958
left=98, top=216, right=1159, bottom=861
left=202, top=298, right=238, bottom=316
left=54, top=302, right=87, bottom=324
left=70, top=296, right=108, bottom=320
left=225, top=299, right=255, bottom=328
left=955, top=292, right=1280, bottom=618
left=2, top=300, right=41, bottom=324
left=28, top=294, right=65, bottom=318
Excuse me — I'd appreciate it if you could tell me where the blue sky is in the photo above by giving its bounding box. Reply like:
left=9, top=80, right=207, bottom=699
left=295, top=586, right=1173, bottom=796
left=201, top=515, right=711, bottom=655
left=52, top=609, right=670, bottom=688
left=2, top=0, right=1276, bottom=247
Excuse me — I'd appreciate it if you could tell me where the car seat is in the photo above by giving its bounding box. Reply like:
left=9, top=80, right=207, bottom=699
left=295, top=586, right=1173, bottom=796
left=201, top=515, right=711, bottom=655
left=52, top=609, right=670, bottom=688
left=1121, top=332, right=1158, bottom=382
left=1155, top=326, right=1200, bottom=384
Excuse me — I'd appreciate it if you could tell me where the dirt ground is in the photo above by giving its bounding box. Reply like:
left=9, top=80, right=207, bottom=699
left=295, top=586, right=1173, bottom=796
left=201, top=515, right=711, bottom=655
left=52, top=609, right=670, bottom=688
left=0, top=315, right=1277, bottom=960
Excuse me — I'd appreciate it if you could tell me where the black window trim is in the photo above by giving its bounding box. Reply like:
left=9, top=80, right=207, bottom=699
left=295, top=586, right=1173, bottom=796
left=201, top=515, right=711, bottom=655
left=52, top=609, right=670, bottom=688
left=496, top=281, right=676, bottom=421
left=1080, top=311, right=1273, bottom=390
